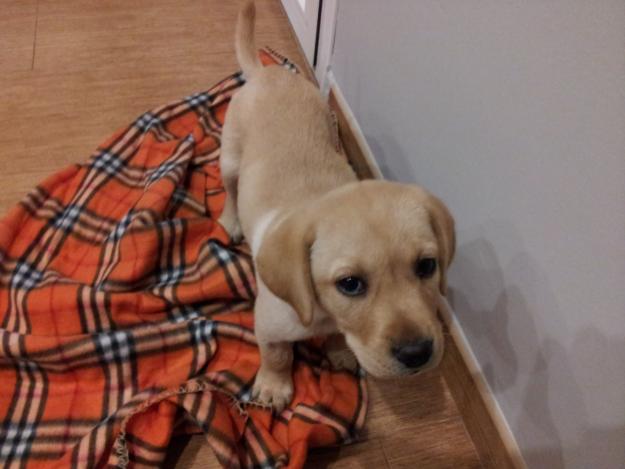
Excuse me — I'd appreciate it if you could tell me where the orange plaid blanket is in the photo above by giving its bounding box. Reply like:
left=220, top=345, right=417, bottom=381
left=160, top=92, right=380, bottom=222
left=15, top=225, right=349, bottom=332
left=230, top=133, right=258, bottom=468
left=0, top=49, right=367, bottom=468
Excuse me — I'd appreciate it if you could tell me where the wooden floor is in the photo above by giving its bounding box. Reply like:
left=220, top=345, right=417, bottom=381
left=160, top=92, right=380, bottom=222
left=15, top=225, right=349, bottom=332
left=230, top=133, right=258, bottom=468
left=0, top=1, right=482, bottom=468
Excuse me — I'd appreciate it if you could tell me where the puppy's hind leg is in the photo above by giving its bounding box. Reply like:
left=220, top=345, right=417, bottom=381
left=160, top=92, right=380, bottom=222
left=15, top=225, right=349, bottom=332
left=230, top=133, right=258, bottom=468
left=218, top=110, right=243, bottom=243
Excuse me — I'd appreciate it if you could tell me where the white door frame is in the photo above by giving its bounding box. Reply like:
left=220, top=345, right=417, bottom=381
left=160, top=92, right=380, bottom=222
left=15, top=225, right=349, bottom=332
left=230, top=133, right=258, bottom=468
left=280, top=0, right=320, bottom=66
left=280, top=0, right=339, bottom=91
left=314, top=0, right=338, bottom=93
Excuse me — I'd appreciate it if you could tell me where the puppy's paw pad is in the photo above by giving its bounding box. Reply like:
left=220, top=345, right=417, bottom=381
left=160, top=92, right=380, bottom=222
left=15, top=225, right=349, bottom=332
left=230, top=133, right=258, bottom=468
left=251, top=372, right=293, bottom=413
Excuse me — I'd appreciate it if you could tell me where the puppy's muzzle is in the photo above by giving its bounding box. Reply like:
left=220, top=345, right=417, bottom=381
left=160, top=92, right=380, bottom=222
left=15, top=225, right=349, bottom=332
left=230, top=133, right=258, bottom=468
left=391, top=338, right=434, bottom=370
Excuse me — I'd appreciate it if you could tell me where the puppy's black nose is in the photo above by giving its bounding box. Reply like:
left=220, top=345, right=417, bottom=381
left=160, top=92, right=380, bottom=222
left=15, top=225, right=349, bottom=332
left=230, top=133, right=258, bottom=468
left=392, top=339, right=433, bottom=369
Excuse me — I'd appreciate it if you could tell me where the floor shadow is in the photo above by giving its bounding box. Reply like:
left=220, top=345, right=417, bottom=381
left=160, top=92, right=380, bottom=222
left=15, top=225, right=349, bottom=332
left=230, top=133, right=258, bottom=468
left=163, top=434, right=195, bottom=467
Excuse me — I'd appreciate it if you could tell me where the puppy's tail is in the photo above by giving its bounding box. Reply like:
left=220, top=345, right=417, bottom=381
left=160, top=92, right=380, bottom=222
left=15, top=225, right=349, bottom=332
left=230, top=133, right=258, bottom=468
left=236, top=1, right=261, bottom=79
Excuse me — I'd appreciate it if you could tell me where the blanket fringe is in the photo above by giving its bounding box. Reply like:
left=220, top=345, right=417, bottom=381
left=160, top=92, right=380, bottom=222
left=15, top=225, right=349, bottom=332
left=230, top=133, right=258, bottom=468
left=113, top=379, right=282, bottom=467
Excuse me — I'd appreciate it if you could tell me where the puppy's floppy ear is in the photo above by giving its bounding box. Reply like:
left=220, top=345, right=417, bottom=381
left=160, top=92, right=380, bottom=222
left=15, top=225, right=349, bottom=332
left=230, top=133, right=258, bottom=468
left=256, top=209, right=317, bottom=326
left=425, top=195, right=455, bottom=295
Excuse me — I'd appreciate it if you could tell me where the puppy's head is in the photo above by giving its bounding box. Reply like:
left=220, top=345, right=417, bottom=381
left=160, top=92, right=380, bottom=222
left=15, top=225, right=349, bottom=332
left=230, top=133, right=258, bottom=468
left=256, top=180, right=455, bottom=378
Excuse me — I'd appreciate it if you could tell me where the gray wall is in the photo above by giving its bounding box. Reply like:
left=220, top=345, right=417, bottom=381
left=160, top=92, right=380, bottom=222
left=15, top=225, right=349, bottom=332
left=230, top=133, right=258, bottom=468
left=329, top=1, right=625, bottom=468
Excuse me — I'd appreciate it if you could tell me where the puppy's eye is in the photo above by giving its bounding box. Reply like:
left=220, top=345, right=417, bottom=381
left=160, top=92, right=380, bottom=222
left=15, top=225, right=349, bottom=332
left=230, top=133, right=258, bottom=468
left=336, top=276, right=367, bottom=297
left=415, top=258, right=437, bottom=278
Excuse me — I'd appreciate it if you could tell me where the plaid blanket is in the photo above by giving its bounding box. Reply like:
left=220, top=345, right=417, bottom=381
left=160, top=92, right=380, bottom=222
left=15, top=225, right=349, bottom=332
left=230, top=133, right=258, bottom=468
left=0, top=49, right=367, bottom=469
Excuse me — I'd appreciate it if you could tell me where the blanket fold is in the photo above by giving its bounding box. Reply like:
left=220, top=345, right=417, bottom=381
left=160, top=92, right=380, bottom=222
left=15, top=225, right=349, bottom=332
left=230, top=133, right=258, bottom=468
left=0, top=49, right=367, bottom=469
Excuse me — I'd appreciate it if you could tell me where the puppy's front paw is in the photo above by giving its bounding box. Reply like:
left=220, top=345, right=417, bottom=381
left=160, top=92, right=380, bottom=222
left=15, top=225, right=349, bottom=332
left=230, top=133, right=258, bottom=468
left=218, top=213, right=243, bottom=244
left=251, top=370, right=293, bottom=412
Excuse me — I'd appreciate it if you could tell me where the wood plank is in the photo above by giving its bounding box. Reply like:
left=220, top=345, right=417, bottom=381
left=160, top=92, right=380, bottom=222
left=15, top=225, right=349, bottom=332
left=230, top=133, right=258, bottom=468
left=366, top=368, right=482, bottom=469
left=0, top=0, right=38, bottom=73
left=440, top=337, right=518, bottom=468
left=306, top=438, right=390, bottom=468
left=0, top=0, right=310, bottom=214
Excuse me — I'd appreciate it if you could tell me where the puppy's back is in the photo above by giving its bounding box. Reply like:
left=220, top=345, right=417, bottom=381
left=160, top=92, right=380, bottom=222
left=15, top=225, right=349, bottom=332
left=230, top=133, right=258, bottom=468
left=231, top=2, right=357, bottom=232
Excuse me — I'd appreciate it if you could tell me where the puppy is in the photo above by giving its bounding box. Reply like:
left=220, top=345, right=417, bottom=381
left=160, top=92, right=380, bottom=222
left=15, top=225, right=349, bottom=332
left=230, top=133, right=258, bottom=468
left=218, top=1, right=455, bottom=411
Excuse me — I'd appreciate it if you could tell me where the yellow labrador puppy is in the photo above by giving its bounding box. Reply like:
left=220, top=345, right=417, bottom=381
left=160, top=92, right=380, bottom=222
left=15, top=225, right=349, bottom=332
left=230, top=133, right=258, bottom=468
left=218, top=1, right=455, bottom=411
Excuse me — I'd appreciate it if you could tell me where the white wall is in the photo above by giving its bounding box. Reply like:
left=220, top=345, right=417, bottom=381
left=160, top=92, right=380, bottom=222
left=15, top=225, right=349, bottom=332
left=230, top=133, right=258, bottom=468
left=329, top=1, right=625, bottom=468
